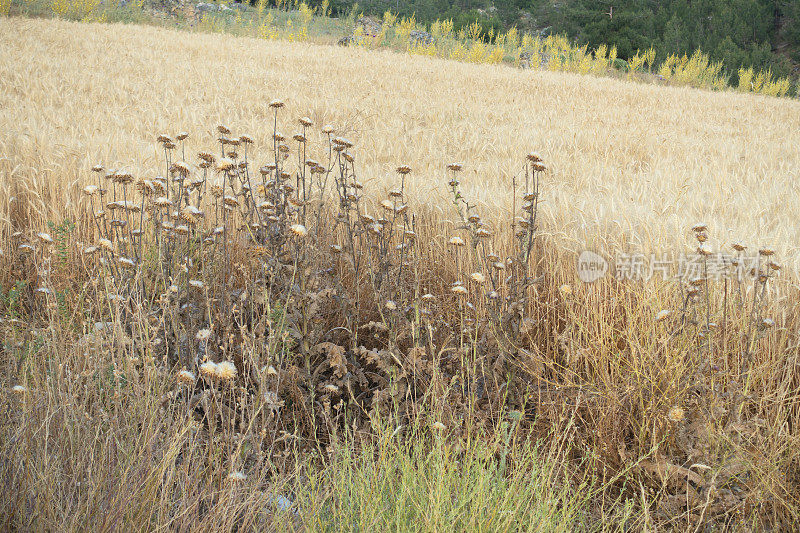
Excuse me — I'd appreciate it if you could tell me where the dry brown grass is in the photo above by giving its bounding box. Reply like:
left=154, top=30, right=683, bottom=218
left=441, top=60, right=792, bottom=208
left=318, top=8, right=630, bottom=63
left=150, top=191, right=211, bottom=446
left=1, top=16, right=800, bottom=532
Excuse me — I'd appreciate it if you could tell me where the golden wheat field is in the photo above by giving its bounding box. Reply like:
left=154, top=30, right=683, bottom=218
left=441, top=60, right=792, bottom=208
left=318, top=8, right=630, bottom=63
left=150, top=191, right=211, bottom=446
left=3, top=15, right=800, bottom=531
left=2, top=17, right=800, bottom=264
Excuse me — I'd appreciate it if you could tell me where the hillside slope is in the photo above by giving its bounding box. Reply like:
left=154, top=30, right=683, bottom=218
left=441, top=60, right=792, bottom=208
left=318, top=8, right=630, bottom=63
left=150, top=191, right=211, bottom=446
left=1, top=17, right=799, bottom=265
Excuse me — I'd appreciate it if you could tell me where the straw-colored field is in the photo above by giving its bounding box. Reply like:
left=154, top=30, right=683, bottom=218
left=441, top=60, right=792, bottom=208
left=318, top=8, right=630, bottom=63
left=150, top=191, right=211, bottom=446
left=3, top=17, right=800, bottom=266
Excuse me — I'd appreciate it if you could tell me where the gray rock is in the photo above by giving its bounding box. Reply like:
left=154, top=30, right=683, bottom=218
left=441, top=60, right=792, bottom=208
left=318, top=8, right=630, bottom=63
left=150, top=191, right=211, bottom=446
left=195, top=2, right=216, bottom=20
left=408, top=30, right=434, bottom=46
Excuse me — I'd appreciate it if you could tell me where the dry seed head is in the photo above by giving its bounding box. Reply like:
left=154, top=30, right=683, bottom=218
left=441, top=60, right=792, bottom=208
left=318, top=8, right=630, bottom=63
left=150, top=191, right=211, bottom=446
left=98, top=238, right=113, bottom=251
left=12, top=385, right=27, bottom=394
left=37, top=232, right=53, bottom=244
left=322, top=124, right=334, bottom=134
left=532, top=163, right=546, bottom=172
left=239, top=134, right=254, bottom=144
left=215, top=361, right=237, bottom=381
left=768, top=261, right=781, bottom=271
left=471, top=272, right=486, bottom=284
left=656, top=309, right=671, bottom=321
left=447, top=163, right=463, bottom=172
left=217, top=125, right=231, bottom=135
left=198, top=151, right=215, bottom=163
left=266, top=365, right=278, bottom=376
left=196, top=328, right=212, bottom=342
left=732, top=243, right=746, bottom=252
left=421, top=293, right=436, bottom=301
left=91, top=164, right=104, bottom=173
left=396, top=165, right=412, bottom=175
left=691, top=223, right=708, bottom=233
left=269, top=99, right=285, bottom=109
left=431, top=421, right=446, bottom=431
left=176, top=370, right=196, bottom=385
left=290, top=224, right=308, bottom=238
left=467, top=214, right=480, bottom=224
left=476, top=227, right=492, bottom=238
left=385, top=300, right=398, bottom=311
left=493, top=261, right=506, bottom=271
left=228, top=471, right=247, bottom=481
left=667, top=406, right=685, bottom=423
left=381, top=199, right=394, bottom=211
left=222, top=196, right=239, bottom=207
left=83, top=185, right=99, bottom=196
left=176, top=132, right=189, bottom=141
left=299, top=116, right=313, bottom=127
left=118, top=257, right=136, bottom=269
left=762, top=317, right=775, bottom=328
left=157, top=134, right=174, bottom=144
left=448, top=236, right=465, bottom=246
left=342, top=151, right=355, bottom=163
left=217, top=158, right=235, bottom=171
left=293, top=133, right=306, bottom=143
left=188, top=279, right=205, bottom=290
left=332, top=137, right=353, bottom=148
left=330, top=244, right=343, bottom=254
left=759, top=248, right=775, bottom=256
left=526, top=152, right=542, bottom=162
left=200, top=361, right=218, bottom=379
left=451, top=285, right=468, bottom=295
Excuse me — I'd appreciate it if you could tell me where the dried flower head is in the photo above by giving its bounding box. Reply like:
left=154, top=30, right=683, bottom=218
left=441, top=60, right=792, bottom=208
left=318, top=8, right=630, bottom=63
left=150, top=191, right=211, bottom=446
left=12, top=385, right=27, bottom=394
left=215, top=361, right=237, bottom=381
left=447, top=163, right=463, bottom=172
left=299, top=116, right=313, bottom=127
left=448, top=236, right=465, bottom=247
left=470, top=272, right=486, bottom=284
left=200, top=361, right=217, bottom=378
left=269, top=99, right=285, bottom=109
left=177, top=370, right=196, bottom=385
left=322, top=124, right=334, bottom=134
left=196, top=328, right=212, bottom=342
left=656, top=309, right=671, bottom=322
left=217, top=158, right=235, bottom=171
left=667, top=406, right=685, bottom=423
left=385, top=300, right=398, bottom=311
left=396, top=165, right=412, bottom=175
left=290, top=224, right=308, bottom=238
left=431, top=421, right=446, bottom=431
